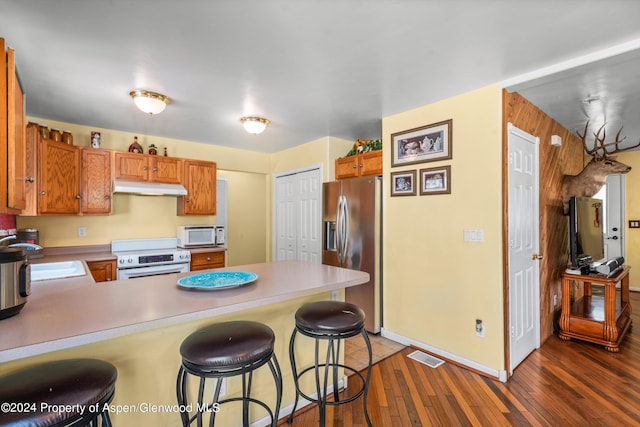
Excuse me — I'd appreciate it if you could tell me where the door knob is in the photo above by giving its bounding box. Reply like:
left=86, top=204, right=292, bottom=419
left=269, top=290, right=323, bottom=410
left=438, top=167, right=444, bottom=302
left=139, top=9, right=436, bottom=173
left=531, top=254, right=543, bottom=260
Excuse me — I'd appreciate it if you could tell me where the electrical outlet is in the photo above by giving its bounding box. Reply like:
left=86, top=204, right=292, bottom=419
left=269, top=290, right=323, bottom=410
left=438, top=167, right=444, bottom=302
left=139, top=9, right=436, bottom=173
left=331, top=290, right=339, bottom=301
left=78, top=227, right=87, bottom=237
left=475, top=319, right=485, bottom=337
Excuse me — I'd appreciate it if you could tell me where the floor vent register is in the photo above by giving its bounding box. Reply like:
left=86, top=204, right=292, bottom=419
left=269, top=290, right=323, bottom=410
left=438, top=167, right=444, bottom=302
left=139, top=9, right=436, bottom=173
left=407, top=350, right=445, bottom=369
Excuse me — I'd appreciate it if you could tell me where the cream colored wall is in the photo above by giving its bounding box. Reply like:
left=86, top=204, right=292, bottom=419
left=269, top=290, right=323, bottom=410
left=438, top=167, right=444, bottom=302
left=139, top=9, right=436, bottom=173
left=382, top=85, right=505, bottom=370
left=270, top=136, right=353, bottom=181
left=18, top=118, right=271, bottom=265
left=609, top=151, right=640, bottom=275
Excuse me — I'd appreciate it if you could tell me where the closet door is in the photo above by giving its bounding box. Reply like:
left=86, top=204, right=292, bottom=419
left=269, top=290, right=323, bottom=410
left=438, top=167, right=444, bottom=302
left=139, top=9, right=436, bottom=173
left=296, top=169, right=321, bottom=263
left=275, top=174, right=297, bottom=260
left=274, top=168, right=321, bottom=262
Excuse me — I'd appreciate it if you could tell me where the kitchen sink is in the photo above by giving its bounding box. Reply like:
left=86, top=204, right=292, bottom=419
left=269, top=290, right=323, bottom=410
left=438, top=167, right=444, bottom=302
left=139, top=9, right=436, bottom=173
left=30, top=261, right=87, bottom=281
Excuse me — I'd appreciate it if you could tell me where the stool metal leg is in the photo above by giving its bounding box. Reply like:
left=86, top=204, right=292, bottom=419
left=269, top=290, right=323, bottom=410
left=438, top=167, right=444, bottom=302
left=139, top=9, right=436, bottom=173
left=267, top=355, right=283, bottom=427
left=361, top=329, right=373, bottom=427
left=287, top=329, right=300, bottom=424
left=177, top=366, right=190, bottom=426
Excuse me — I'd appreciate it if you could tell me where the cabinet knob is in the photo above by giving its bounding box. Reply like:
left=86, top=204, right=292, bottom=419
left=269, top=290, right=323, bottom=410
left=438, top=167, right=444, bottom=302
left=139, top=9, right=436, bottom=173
left=25, top=177, right=34, bottom=183
left=206, top=257, right=211, bottom=261
left=40, top=191, right=46, bottom=195
left=359, top=163, right=364, bottom=168
left=75, top=194, right=81, bottom=199
left=143, top=166, right=148, bottom=170
left=105, top=195, right=111, bottom=200
left=185, top=198, right=190, bottom=203
left=152, top=167, right=158, bottom=172
left=352, top=165, right=357, bottom=169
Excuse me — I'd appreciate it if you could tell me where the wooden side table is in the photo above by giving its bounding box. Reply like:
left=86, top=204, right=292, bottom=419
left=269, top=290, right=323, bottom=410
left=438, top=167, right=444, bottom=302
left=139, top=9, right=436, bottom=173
left=559, top=266, right=632, bottom=352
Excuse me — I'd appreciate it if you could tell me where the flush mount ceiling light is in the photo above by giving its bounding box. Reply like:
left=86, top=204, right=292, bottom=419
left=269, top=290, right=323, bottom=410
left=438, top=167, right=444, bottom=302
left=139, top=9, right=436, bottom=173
left=240, top=116, right=270, bottom=134
left=129, top=90, right=170, bottom=115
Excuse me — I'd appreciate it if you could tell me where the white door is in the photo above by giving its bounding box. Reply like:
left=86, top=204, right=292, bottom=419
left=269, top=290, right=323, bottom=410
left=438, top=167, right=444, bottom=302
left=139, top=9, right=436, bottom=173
left=594, top=174, right=625, bottom=260
left=296, top=170, right=322, bottom=263
left=507, top=123, right=540, bottom=374
left=274, top=167, right=322, bottom=262
left=275, top=175, right=297, bottom=260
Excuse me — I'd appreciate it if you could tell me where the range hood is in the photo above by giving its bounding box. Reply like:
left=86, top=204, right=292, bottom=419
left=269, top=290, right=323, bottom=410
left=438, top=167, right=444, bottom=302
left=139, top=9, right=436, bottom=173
left=113, top=179, right=188, bottom=196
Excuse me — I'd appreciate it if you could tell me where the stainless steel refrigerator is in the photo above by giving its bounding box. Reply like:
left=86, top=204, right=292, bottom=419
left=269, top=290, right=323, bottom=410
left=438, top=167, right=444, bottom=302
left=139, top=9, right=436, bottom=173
left=323, top=176, right=382, bottom=333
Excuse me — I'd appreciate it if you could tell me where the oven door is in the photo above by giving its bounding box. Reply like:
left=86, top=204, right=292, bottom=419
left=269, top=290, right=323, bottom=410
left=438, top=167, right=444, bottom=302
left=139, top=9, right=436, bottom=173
left=117, top=263, right=190, bottom=280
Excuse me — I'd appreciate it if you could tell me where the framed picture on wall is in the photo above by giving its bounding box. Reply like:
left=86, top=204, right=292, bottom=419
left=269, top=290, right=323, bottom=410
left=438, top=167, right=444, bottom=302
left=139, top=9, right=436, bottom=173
left=390, top=170, right=417, bottom=196
left=420, top=165, right=451, bottom=195
left=391, top=119, right=452, bottom=167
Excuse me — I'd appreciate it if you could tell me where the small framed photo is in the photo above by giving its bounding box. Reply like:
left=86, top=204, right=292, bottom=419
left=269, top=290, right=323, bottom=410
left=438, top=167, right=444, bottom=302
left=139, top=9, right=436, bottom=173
left=391, top=119, right=452, bottom=167
left=390, top=170, right=417, bottom=197
left=420, top=165, right=451, bottom=195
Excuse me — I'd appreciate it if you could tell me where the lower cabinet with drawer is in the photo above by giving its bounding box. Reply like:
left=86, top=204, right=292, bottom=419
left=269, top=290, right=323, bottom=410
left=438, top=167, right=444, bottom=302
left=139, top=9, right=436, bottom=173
left=87, top=259, right=117, bottom=282
left=190, top=251, right=225, bottom=271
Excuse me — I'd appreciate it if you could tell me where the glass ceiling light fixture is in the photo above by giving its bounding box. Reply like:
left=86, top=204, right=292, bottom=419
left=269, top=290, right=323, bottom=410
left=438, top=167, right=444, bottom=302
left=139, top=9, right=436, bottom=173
left=129, top=89, right=170, bottom=115
left=240, top=116, right=270, bottom=134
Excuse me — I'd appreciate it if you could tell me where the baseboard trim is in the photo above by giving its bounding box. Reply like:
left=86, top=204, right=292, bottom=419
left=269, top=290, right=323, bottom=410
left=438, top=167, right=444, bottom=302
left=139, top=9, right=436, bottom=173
left=381, top=328, right=508, bottom=383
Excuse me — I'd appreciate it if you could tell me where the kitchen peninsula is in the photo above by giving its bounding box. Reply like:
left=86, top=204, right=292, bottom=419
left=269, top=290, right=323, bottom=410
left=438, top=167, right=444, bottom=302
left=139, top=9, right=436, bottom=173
left=0, top=260, right=369, bottom=426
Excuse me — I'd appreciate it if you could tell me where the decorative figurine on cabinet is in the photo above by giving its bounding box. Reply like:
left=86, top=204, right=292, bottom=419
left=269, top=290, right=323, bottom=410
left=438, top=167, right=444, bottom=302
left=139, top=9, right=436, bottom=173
left=148, top=144, right=158, bottom=155
left=129, top=135, right=143, bottom=153
left=91, top=131, right=101, bottom=149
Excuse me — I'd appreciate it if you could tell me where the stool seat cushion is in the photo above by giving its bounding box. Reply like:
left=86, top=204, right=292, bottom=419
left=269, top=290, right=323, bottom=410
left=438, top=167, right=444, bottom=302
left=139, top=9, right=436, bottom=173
left=295, top=301, right=365, bottom=334
left=0, top=358, right=117, bottom=426
left=180, top=320, right=275, bottom=370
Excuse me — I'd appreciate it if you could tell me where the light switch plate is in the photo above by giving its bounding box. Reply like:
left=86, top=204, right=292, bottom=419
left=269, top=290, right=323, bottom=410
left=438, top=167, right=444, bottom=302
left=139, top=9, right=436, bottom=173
left=463, top=228, right=484, bottom=242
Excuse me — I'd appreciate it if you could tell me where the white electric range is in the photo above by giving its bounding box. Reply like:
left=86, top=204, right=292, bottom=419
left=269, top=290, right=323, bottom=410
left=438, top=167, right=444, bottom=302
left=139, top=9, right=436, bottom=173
left=111, top=238, right=191, bottom=280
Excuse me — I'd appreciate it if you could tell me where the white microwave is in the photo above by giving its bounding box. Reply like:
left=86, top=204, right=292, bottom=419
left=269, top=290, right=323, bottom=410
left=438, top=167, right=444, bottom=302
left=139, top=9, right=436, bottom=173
left=177, top=225, right=225, bottom=247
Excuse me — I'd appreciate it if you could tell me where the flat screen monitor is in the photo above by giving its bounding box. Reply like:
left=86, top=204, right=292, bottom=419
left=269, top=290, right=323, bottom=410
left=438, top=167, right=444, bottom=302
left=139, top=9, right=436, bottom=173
left=569, top=196, right=605, bottom=268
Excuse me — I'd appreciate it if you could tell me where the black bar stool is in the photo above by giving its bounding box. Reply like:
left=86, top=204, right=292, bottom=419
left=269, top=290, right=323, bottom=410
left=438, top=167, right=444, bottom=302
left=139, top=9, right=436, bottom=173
left=287, top=300, right=373, bottom=426
left=0, top=358, right=117, bottom=426
left=176, top=320, right=283, bottom=426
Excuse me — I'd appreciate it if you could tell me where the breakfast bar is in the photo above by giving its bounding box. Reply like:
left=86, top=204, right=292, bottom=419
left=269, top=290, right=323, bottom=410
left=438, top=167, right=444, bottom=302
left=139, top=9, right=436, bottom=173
left=0, top=260, right=369, bottom=426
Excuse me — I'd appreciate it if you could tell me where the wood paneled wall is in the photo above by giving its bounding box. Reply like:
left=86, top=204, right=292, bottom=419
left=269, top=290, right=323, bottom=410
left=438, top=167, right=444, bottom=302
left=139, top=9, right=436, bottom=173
left=502, top=90, right=584, bottom=343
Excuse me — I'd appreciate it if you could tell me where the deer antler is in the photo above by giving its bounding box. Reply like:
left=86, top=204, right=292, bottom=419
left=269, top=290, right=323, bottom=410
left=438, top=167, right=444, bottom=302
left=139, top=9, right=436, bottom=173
left=576, top=121, right=640, bottom=159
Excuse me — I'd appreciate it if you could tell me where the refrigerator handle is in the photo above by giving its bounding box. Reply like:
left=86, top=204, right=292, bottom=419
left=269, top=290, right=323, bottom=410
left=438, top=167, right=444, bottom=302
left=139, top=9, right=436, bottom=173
left=336, top=195, right=344, bottom=265
left=339, top=195, right=349, bottom=267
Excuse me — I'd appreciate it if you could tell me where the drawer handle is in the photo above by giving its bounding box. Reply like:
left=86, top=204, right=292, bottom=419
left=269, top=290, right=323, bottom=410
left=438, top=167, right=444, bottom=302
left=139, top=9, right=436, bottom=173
left=206, top=257, right=211, bottom=261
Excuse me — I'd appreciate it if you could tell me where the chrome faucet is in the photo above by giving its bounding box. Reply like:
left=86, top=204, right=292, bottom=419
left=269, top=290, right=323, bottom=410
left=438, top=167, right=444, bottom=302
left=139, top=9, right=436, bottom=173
left=0, top=235, right=17, bottom=245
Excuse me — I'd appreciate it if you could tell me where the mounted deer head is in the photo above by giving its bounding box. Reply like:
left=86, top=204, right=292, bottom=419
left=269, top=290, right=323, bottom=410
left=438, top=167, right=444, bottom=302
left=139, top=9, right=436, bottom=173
left=562, top=121, right=639, bottom=214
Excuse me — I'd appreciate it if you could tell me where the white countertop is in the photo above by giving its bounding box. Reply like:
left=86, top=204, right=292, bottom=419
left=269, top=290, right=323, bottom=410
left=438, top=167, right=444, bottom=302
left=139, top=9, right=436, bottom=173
left=0, top=260, right=369, bottom=363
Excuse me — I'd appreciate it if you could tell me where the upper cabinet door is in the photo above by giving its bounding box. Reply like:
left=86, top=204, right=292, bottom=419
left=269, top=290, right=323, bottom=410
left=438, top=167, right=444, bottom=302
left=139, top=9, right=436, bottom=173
left=178, top=160, right=216, bottom=215
left=150, top=156, right=182, bottom=184
left=6, top=46, right=27, bottom=211
left=38, top=140, right=81, bottom=214
left=113, top=152, right=149, bottom=181
left=81, top=148, right=112, bottom=214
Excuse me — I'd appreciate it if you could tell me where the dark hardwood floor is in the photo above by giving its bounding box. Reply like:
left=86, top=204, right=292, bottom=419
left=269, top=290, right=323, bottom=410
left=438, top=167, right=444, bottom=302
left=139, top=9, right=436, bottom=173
left=285, top=291, right=640, bottom=426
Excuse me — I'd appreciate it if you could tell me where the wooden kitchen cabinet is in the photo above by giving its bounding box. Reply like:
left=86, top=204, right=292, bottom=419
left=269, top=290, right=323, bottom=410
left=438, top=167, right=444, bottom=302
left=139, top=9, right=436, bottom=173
left=190, top=251, right=225, bottom=271
left=113, top=152, right=182, bottom=184
left=38, top=138, right=81, bottom=215
left=178, top=159, right=217, bottom=215
left=335, top=150, right=382, bottom=180
left=87, top=259, right=117, bottom=282
left=81, top=148, right=112, bottom=214
left=1, top=39, right=28, bottom=214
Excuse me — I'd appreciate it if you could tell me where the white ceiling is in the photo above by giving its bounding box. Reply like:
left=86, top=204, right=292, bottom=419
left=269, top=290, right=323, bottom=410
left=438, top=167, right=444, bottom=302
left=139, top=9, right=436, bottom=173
left=1, top=1, right=640, bottom=153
